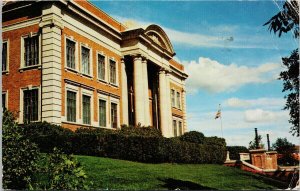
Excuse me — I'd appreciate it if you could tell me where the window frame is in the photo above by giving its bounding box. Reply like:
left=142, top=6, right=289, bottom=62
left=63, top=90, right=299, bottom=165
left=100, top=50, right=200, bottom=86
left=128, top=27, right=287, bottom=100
left=173, top=119, right=177, bottom=137
left=66, top=90, right=77, bottom=123
left=2, top=91, right=8, bottom=110
left=178, top=121, right=183, bottom=136
left=2, top=40, right=9, bottom=73
left=80, top=44, right=93, bottom=77
left=172, top=117, right=183, bottom=137
left=108, top=58, right=118, bottom=86
left=20, top=33, right=41, bottom=69
left=82, top=94, right=91, bottom=125
left=110, top=97, right=120, bottom=129
left=176, top=91, right=181, bottom=109
left=19, top=86, right=41, bottom=124
left=65, top=84, right=79, bottom=124
left=171, top=89, right=175, bottom=108
left=65, top=36, right=78, bottom=72
left=97, top=52, right=106, bottom=82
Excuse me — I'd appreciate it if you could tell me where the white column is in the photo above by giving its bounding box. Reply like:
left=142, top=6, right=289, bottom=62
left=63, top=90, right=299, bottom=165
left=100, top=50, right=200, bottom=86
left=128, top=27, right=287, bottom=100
left=40, top=3, right=63, bottom=124
left=159, top=69, right=170, bottom=137
left=133, top=55, right=145, bottom=126
left=142, top=58, right=150, bottom=126
left=182, top=88, right=188, bottom=133
left=121, top=58, right=129, bottom=125
left=165, top=72, right=173, bottom=136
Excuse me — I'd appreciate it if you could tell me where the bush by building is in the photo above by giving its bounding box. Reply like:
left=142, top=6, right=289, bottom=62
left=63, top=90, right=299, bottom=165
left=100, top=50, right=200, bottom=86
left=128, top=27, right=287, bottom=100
left=3, top=111, right=91, bottom=190
left=226, top=146, right=249, bottom=160
left=22, top=122, right=227, bottom=164
left=3, top=111, right=40, bottom=189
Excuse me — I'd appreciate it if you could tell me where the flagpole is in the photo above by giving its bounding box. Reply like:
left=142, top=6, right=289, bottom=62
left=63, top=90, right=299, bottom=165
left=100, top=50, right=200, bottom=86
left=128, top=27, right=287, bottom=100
left=219, top=104, right=224, bottom=138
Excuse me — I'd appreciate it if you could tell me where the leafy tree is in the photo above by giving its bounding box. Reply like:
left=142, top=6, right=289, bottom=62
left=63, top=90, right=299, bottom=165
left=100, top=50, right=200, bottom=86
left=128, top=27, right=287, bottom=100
left=249, top=135, right=264, bottom=150
left=264, top=0, right=299, bottom=136
left=272, top=137, right=297, bottom=165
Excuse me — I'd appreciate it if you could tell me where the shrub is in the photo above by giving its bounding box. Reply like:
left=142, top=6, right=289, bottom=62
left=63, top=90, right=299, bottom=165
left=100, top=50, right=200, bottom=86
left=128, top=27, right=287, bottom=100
left=3, top=110, right=40, bottom=189
left=204, top=136, right=226, bottom=147
left=119, top=125, right=163, bottom=137
left=179, top=131, right=205, bottom=144
left=226, top=146, right=249, bottom=160
left=22, top=122, right=73, bottom=153
left=31, top=148, right=91, bottom=190
left=71, top=131, right=227, bottom=164
left=23, top=123, right=226, bottom=164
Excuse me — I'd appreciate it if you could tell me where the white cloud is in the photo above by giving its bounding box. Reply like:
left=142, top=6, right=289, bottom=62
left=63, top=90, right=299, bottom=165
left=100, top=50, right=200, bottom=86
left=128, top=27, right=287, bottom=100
left=184, top=57, right=280, bottom=94
left=244, top=109, right=288, bottom=123
left=225, top=97, right=285, bottom=109
left=111, top=15, right=281, bottom=49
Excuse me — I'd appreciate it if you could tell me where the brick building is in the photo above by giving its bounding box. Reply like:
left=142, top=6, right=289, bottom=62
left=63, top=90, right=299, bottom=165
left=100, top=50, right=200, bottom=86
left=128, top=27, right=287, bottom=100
left=2, top=0, right=188, bottom=137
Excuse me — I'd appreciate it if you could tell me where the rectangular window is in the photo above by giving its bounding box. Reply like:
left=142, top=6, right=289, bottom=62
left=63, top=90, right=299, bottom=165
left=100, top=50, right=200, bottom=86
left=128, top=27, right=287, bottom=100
left=173, top=120, right=177, bottom=137
left=99, top=99, right=106, bottom=127
left=178, top=121, right=183, bottom=136
left=2, top=93, right=6, bottom=110
left=23, top=89, right=38, bottom=122
left=82, top=95, right=91, bottom=125
left=171, top=89, right=175, bottom=107
left=81, top=46, right=90, bottom=75
left=111, top=103, right=118, bottom=128
left=98, top=54, right=105, bottom=80
left=177, top=92, right=181, bottom=109
left=66, top=39, right=76, bottom=69
left=24, top=36, right=39, bottom=67
left=2, top=42, right=7, bottom=71
left=109, top=59, right=116, bottom=84
left=67, top=91, right=76, bottom=122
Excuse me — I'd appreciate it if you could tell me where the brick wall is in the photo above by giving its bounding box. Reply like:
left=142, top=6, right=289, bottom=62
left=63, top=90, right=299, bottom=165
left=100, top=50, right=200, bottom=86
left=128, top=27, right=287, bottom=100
left=2, top=24, right=41, bottom=119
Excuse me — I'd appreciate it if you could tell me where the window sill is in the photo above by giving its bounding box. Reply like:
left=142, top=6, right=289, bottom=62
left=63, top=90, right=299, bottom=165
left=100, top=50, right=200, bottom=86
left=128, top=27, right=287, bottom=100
left=172, top=106, right=182, bottom=111
left=2, top=71, right=9, bottom=75
left=97, top=79, right=108, bottom=84
left=109, top=83, right=119, bottom=88
left=80, top=73, right=93, bottom=79
left=19, top=65, right=41, bottom=72
left=65, top=67, right=79, bottom=74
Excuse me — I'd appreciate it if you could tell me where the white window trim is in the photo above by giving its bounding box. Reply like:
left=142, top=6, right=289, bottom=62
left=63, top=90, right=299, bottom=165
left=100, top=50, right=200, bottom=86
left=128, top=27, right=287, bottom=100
left=176, top=91, right=182, bottom=110
left=20, top=33, right=41, bottom=69
left=65, top=83, right=80, bottom=124
left=2, top=91, right=8, bottom=110
left=19, top=85, right=41, bottom=124
left=110, top=97, right=120, bottom=129
left=108, top=57, right=119, bottom=87
left=65, top=36, right=79, bottom=72
left=81, top=88, right=94, bottom=126
left=96, top=52, right=107, bottom=82
left=98, top=93, right=109, bottom=128
left=2, top=40, right=9, bottom=73
left=171, top=88, right=176, bottom=108
left=172, top=116, right=183, bottom=137
left=80, top=43, right=93, bottom=77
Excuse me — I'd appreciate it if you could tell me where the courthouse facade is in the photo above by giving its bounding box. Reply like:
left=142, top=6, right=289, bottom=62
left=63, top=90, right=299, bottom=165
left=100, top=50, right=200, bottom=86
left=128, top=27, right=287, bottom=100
left=2, top=0, right=188, bottom=137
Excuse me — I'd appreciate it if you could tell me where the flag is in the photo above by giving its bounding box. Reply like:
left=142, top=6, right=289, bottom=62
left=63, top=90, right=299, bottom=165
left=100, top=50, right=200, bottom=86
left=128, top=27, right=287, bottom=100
left=215, top=109, right=221, bottom=119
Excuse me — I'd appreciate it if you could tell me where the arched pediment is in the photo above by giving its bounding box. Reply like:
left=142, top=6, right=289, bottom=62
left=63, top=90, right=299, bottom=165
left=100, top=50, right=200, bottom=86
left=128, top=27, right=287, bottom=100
left=144, top=24, right=175, bottom=55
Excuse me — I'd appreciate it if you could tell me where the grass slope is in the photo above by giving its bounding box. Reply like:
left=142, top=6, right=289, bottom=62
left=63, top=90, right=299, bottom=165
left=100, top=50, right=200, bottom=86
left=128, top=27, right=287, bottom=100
left=77, top=155, right=286, bottom=190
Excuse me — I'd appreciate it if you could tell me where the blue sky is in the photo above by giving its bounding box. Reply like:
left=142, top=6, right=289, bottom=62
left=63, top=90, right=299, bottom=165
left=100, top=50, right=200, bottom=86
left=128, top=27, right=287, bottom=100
left=93, top=1, right=298, bottom=146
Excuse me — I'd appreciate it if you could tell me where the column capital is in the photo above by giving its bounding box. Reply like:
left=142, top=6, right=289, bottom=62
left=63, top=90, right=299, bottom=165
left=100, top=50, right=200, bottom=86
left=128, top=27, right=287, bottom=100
left=132, top=54, right=142, bottom=62
left=121, top=57, right=125, bottom=63
left=159, top=67, right=171, bottom=74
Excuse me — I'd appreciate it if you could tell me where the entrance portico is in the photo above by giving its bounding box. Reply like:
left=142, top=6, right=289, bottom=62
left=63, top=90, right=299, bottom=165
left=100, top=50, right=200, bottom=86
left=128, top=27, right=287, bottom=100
left=121, top=24, right=186, bottom=137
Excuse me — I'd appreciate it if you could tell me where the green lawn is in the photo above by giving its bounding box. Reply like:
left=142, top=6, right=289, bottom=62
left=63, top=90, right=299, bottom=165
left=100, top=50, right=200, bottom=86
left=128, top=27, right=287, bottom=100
left=76, top=155, right=287, bottom=190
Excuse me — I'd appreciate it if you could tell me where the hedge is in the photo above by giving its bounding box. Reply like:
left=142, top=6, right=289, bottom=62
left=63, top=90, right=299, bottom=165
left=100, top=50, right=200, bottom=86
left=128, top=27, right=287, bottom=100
left=22, top=122, right=227, bottom=164
left=226, top=146, right=249, bottom=160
